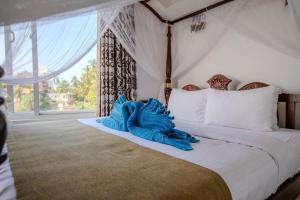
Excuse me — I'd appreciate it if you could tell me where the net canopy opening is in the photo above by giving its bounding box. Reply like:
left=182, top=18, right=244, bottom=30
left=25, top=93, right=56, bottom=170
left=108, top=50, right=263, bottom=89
left=0, top=0, right=299, bottom=86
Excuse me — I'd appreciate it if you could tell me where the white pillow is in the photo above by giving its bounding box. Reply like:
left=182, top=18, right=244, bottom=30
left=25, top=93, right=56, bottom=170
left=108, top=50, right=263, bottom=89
left=204, top=86, right=280, bottom=131
left=168, top=88, right=208, bottom=123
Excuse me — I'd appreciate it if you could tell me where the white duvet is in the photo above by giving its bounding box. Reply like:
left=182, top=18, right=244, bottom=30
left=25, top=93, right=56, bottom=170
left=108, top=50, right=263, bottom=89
left=79, top=118, right=300, bottom=200
left=0, top=159, right=16, bottom=200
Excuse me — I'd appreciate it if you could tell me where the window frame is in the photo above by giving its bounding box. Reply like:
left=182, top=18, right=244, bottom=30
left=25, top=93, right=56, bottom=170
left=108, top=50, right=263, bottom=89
left=2, top=22, right=97, bottom=116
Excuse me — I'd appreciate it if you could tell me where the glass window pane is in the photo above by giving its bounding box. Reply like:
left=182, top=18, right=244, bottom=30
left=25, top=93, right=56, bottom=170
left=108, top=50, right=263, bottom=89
left=14, top=84, right=34, bottom=112
left=39, top=46, right=97, bottom=112
left=11, top=23, right=33, bottom=78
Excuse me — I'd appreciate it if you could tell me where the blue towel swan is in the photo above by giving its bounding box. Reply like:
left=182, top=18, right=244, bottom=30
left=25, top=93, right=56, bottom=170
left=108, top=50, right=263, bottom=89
left=98, top=96, right=199, bottom=150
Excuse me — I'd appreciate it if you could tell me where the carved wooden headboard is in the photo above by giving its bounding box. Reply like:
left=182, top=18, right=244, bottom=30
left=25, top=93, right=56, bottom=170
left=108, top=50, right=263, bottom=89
left=207, top=74, right=232, bottom=90
left=182, top=74, right=300, bottom=129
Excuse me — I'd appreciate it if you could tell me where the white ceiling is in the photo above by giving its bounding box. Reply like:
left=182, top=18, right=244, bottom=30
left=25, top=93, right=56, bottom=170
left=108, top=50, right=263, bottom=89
left=148, top=0, right=221, bottom=21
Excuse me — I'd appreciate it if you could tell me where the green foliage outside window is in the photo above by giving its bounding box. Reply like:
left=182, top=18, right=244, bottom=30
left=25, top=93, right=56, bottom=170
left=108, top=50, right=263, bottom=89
left=13, top=59, right=97, bottom=112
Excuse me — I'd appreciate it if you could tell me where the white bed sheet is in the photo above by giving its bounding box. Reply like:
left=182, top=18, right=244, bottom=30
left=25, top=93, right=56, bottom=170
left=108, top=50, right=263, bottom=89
left=0, top=158, right=16, bottom=200
left=79, top=118, right=300, bottom=200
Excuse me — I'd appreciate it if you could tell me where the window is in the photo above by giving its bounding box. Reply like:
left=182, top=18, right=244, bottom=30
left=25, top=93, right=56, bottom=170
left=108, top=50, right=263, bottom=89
left=12, top=24, right=33, bottom=78
left=1, top=17, right=97, bottom=115
left=14, top=84, right=34, bottom=112
left=39, top=47, right=97, bottom=112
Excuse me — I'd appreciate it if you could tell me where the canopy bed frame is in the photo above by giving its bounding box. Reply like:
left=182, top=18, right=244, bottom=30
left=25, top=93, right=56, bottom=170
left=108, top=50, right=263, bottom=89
left=182, top=74, right=300, bottom=129
left=1, top=1, right=298, bottom=199
left=181, top=73, right=300, bottom=200
left=140, top=0, right=236, bottom=103
left=141, top=0, right=299, bottom=129
left=6, top=74, right=300, bottom=200
left=140, top=0, right=290, bottom=104
left=139, top=5, right=300, bottom=198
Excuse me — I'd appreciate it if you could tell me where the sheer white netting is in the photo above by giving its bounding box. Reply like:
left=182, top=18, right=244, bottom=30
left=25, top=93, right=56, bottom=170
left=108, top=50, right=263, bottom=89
left=0, top=0, right=300, bottom=88
left=0, top=0, right=167, bottom=86
left=0, top=0, right=137, bottom=85
left=225, top=0, right=300, bottom=59
left=1, top=14, right=98, bottom=84
left=172, top=1, right=242, bottom=79
left=289, top=0, right=300, bottom=34
left=103, top=3, right=167, bottom=82
left=172, top=0, right=300, bottom=80
left=109, top=3, right=167, bottom=102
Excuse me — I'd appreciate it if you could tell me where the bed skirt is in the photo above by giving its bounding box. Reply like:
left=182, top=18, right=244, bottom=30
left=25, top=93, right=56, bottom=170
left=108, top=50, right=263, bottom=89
left=8, top=120, right=231, bottom=200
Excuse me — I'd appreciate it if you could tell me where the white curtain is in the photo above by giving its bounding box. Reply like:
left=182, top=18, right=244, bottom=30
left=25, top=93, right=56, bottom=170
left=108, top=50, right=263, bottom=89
left=111, top=4, right=166, bottom=101
left=289, top=0, right=300, bottom=33
left=172, top=14, right=227, bottom=79
left=1, top=0, right=300, bottom=87
left=172, top=0, right=300, bottom=80
left=0, top=0, right=137, bottom=85
left=1, top=13, right=98, bottom=84
left=0, top=0, right=167, bottom=86
left=224, top=0, right=300, bottom=60
left=172, top=0, right=245, bottom=79
left=109, top=4, right=166, bottom=81
left=133, top=4, right=167, bottom=81
left=0, top=0, right=136, bottom=26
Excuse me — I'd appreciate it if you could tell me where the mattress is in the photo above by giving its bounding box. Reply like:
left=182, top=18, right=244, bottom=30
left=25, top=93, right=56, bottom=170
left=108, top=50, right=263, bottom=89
left=79, top=118, right=300, bottom=200
left=8, top=120, right=231, bottom=200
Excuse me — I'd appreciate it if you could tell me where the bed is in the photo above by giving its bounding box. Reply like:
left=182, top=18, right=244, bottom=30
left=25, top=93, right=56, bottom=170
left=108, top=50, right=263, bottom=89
left=79, top=117, right=300, bottom=200
left=0, top=159, right=16, bottom=200
left=4, top=74, right=300, bottom=200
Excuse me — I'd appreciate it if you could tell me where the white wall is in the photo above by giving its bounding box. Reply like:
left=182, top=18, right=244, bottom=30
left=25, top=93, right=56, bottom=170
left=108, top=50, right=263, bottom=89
left=177, top=30, right=300, bottom=93
left=176, top=30, right=300, bottom=129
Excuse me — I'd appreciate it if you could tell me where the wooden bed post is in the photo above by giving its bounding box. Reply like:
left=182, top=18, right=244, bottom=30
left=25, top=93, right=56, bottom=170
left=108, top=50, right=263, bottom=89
left=140, top=1, right=235, bottom=105
left=165, top=24, right=172, bottom=105
left=286, top=99, right=296, bottom=129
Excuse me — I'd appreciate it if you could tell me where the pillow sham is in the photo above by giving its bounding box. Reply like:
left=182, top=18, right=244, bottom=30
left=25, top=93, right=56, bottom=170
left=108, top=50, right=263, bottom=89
left=168, top=88, right=208, bottom=123
left=204, top=86, right=280, bottom=131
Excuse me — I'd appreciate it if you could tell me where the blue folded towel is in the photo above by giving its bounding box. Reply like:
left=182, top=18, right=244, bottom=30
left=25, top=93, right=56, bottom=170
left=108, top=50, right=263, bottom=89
left=97, top=96, right=128, bottom=131
left=97, top=96, right=199, bottom=151
left=137, top=98, right=175, bottom=134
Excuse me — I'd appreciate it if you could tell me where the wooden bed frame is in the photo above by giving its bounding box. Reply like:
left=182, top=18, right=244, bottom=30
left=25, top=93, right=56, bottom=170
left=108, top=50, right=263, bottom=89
left=141, top=0, right=299, bottom=130
left=182, top=74, right=300, bottom=199
left=141, top=0, right=289, bottom=105
left=141, top=0, right=237, bottom=104
left=182, top=74, right=300, bottom=129
left=142, top=1, right=300, bottom=194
